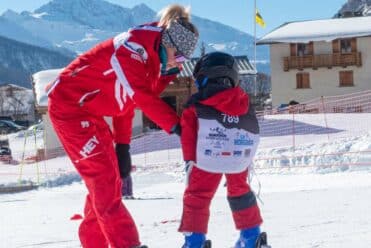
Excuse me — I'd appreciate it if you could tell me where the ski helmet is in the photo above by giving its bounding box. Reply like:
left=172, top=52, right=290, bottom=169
left=193, top=52, right=239, bottom=88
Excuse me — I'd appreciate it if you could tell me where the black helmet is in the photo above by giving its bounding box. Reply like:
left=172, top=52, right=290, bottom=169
left=193, top=52, right=239, bottom=88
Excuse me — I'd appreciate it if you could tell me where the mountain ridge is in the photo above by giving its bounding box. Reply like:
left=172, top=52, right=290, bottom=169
left=1, top=0, right=269, bottom=65
left=0, top=35, right=73, bottom=88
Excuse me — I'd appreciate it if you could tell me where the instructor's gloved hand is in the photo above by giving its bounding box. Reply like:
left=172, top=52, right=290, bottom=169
left=115, top=144, right=132, bottom=178
left=161, top=66, right=180, bottom=76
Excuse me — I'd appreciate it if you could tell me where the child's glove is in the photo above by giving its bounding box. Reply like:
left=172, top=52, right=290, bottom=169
left=184, top=161, right=195, bottom=185
left=185, top=160, right=195, bottom=172
left=115, top=144, right=132, bottom=178
left=170, top=123, right=182, bottom=136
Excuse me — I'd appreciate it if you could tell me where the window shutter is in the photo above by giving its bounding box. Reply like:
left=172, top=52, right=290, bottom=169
left=296, top=73, right=302, bottom=88
left=332, top=40, right=339, bottom=53
left=308, top=42, right=314, bottom=55
left=290, top=43, right=296, bottom=56
left=303, top=73, right=310, bottom=88
left=351, top=38, right=357, bottom=52
left=339, top=71, right=354, bottom=86
left=296, top=73, right=310, bottom=89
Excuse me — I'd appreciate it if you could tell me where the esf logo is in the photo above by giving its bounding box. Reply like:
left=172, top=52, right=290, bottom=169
left=208, top=127, right=227, bottom=138
left=234, top=134, right=254, bottom=146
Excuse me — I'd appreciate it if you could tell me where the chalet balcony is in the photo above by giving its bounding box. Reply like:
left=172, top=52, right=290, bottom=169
left=283, top=52, right=362, bottom=71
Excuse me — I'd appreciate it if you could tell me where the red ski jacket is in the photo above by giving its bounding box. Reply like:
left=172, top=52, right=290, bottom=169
left=48, top=23, right=179, bottom=143
left=180, top=87, right=250, bottom=162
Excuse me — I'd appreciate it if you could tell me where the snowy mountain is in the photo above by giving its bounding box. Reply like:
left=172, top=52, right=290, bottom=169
left=0, top=35, right=73, bottom=88
left=0, top=0, right=269, bottom=72
left=0, top=15, right=52, bottom=49
left=335, top=0, right=371, bottom=17
left=34, top=0, right=134, bottom=31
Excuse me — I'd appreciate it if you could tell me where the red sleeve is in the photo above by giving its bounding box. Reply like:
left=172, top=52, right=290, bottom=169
left=152, top=74, right=177, bottom=95
left=112, top=104, right=135, bottom=144
left=180, top=106, right=198, bottom=162
left=115, top=49, right=179, bottom=133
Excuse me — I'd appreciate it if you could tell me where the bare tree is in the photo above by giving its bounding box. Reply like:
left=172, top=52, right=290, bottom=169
left=200, top=41, right=206, bottom=56
left=0, top=85, right=32, bottom=120
left=0, top=90, right=5, bottom=115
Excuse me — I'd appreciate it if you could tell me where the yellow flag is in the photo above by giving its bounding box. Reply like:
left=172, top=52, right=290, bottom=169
left=255, top=9, right=266, bottom=28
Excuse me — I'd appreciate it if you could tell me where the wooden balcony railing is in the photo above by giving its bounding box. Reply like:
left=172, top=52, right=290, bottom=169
left=283, top=52, right=362, bottom=71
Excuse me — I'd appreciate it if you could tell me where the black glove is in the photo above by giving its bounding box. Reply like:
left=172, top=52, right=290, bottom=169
left=161, top=66, right=180, bottom=76
left=115, top=144, right=132, bottom=179
left=171, top=123, right=181, bottom=136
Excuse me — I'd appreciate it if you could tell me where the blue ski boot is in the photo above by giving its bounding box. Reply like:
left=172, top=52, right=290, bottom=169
left=182, top=232, right=211, bottom=248
left=235, top=226, right=261, bottom=248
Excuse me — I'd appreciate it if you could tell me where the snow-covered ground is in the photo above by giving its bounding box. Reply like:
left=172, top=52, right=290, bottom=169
left=1, top=113, right=371, bottom=247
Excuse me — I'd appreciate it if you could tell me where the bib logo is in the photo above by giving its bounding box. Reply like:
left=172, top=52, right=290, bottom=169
left=204, top=149, right=212, bottom=156
left=234, top=133, right=254, bottom=146
left=233, top=150, right=242, bottom=157
left=207, top=127, right=228, bottom=149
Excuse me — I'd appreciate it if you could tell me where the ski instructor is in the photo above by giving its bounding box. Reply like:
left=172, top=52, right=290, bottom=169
left=47, top=4, right=198, bottom=248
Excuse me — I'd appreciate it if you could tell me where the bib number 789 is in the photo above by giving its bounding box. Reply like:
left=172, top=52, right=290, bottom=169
left=221, top=113, right=239, bottom=123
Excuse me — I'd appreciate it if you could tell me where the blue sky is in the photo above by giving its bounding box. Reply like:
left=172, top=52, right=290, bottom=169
left=0, top=0, right=346, bottom=38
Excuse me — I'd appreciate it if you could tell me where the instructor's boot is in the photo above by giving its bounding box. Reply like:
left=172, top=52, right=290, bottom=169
left=235, top=226, right=260, bottom=248
left=182, top=233, right=210, bottom=248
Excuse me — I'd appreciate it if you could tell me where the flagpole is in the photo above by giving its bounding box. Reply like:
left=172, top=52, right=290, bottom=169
left=254, top=0, right=257, bottom=69
left=253, top=0, right=257, bottom=98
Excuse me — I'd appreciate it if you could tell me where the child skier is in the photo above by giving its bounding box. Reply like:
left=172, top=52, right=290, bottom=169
left=178, top=52, right=270, bottom=248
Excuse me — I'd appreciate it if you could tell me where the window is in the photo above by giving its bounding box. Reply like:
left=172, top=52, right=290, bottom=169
left=339, top=71, right=354, bottom=87
left=340, top=39, right=352, bottom=53
left=290, top=43, right=313, bottom=56
left=296, top=73, right=310, bottom=89
left=335, top=38, right=357, bottom=54
left=297, top=42, right=313, bottom=56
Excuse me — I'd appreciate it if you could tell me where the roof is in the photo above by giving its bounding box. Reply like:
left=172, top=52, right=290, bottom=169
left=32, top=69, right=62, bottom=108
left=0, top=84, right=30, bottom=91
left=179, top=55, right=256, bottom=78
left=257, top=16, right=371, bottom=45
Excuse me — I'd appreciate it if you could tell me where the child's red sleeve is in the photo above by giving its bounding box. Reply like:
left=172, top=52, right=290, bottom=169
left=180, top=106, right=198, bottom=162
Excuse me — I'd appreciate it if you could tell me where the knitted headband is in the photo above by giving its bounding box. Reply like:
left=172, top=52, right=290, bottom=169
left=162, top=20, right=198, bottom=58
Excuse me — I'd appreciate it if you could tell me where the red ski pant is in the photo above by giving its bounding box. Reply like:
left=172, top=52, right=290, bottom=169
left=49, top=100, right=140, bottom=248
left=178, top=166, right=262, bottom=234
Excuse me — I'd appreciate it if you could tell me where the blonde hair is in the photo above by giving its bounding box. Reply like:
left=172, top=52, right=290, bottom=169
left=158, top=4, right=198, bottom=35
